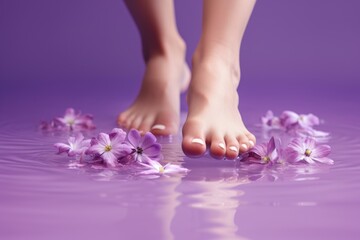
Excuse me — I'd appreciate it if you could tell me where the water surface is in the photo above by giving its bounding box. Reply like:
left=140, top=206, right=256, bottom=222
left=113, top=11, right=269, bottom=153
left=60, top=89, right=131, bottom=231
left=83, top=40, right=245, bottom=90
left=0, top=93, right=359, bottom=240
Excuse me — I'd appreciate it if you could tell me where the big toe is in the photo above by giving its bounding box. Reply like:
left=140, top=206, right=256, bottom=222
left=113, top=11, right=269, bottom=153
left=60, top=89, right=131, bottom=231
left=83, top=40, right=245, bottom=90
left=182, top=120, right=207, bottom=156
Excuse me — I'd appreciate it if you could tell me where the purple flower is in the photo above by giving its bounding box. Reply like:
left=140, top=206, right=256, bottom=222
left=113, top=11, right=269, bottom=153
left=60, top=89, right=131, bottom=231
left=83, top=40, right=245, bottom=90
left=280, top=111, right=320, bottom=130
left=242, top=137, right=279, bottom=164
left=86, top=128, right=131, bottom=167
left=139, top=159, right=189, bottom=176
left=125, top=129, right=162, bottom=163
left=284, top=138, right=333, bottom=165
left=55, top=108, right=95, bottom=131
left=261, top=110, right=282, bottom=129
left=54, top=133, right=91, bottom=157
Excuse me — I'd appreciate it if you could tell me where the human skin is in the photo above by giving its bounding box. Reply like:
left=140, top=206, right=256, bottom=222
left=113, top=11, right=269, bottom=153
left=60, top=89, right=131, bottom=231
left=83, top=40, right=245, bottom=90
left=118, top=0, right=257, bottom=159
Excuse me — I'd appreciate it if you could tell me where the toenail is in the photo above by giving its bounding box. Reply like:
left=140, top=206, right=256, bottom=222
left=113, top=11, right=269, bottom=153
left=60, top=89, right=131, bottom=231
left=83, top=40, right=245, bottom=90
left=152, top=124, right=165, bottom=130
left=241, top=144, right=248, bottom=150
left=249, top=140, right=255, bottom=148
left=229, top=146, right=238, bottom=152
left=191, top=138, right=205, bottom=145
left=218, top=143, right=226, bottom=150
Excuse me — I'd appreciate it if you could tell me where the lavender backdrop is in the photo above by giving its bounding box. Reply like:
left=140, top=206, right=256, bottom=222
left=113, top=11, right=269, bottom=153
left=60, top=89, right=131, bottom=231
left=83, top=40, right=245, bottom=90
left=1, top=0, right=359, bottom=120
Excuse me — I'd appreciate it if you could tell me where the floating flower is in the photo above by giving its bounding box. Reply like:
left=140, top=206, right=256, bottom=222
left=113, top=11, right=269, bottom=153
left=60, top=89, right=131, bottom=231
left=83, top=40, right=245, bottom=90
left=280, top=111, right=320, bottom=130
left=261, top=110, right=282, bottom=129
left=284, top=137, right=333, bottom=165
left=139, top=159, right=189, bottom=176
left=55, top=108, right=95, bottom=131
left=124, top=129, right=162, bottom=163
left=241, top=137, right=279, bottom=164
left=86, top=128, right=131, bottom=167
left=54, top=133, right=91, bottom=157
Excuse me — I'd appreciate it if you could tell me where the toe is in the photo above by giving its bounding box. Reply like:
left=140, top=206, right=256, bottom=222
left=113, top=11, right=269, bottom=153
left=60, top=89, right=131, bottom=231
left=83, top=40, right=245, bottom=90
left=182, top=120, right=206, bottom=156
left=237, top=134, right=250, bottom=153
left=129, top=116, right=143, bottom=130
left=225, top=135, right=240, bottom=160
left=138, top=116, right=154, bottom=134
left=117, top=111, right=130, bottom=127
left=123, top=114, right=136, bottom=129
left=209, top=134, right=226, bottom=159
left=246, top=132, right=256, bottom=148
left=151, top=113, right=179, bottom=136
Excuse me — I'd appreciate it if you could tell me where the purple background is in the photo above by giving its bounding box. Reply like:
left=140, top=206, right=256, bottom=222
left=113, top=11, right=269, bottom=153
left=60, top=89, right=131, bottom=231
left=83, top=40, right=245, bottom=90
left=1, top=0, right=360, bottom=128
left=1, top=0, right=360, bottom=91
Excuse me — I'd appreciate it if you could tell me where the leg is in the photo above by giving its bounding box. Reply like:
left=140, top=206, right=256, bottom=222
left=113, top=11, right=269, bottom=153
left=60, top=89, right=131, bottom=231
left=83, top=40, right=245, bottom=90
left=182, top=0, right=257, bottom=159
left=118, top=0, right=190, bottom=135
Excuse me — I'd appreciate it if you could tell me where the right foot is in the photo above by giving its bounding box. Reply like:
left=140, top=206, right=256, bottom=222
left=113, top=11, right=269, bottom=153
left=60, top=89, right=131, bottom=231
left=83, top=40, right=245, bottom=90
left=118, top=41, right=190, bottom=135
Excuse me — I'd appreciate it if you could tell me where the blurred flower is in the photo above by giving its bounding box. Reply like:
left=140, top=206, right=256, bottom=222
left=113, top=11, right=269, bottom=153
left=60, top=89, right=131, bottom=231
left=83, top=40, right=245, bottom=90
left=280, top=111, right=320, bottom=130
left=86, top=128, right=131, bottom=167
left=124, top=129, right=162, bottom=163
left=139, top=159, right=188, bottom=175
left=241, top=137, right=279, bottom=164
left=54, top=133, right=91, bottom=158
left=284, top=137, right=333, bottom=164
left=54, top=108, right=95, bottom=131
left=261, top=110, right=282, bottom=129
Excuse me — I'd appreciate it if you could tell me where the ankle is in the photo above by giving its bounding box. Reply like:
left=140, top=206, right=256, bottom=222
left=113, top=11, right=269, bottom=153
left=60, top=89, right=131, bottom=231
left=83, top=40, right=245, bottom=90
left=192, top=45, right=241, bottom=84
left=142, top=35, right=186, bottom=63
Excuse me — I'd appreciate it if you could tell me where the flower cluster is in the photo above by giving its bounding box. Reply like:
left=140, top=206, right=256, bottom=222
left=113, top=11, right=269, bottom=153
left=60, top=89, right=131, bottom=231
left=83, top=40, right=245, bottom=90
left=241, top=110, right=333, bottom=165
left=54, top=128, right=189, bottom=176
left=41, top=108, right=95, bottom=131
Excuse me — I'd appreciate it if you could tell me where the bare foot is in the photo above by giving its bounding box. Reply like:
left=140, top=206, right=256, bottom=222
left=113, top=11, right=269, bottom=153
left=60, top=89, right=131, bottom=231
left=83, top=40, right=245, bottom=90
left=118, top=43, right=190, bottom=135
left=182, top=53, right=256, bottom=159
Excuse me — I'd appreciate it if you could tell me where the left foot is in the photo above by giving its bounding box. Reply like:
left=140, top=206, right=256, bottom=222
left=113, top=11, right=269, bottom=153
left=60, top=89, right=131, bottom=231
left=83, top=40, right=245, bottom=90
left=117, top=39, right=189, bottom=135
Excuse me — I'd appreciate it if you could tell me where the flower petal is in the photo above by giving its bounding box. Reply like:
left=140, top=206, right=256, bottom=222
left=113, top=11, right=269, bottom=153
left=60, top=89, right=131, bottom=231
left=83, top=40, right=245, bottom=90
left=80, top=139, right=91, bottom=148
left=301, top=113, right=320, bottom=127
left=101, top=152, right=117, bottom=167
left=281, top=111, right=299, bottom=127
left=109, top=128, right=126, bottom=143
left=97, top=133, right=111, bottom=147
left=313, top=157, right=334, bottom=165
left=304, top=137, right=316, bottom=150
left=54, top=143, right=70, bottom=154
left=252, top=144, right=267, bottom=157
left=312, top=145, right=331, bottom=158
left=86, top=144, right=104, bottom=155
left=283, top=147, right=303, bottom=163
left=304, top=156, right=316, bottom=164
left=146, top=159, right=162, bottom=170
left=73, top=134, right=85, bottom=146
left=143, top=143, right=161, bottom=157
left=164, top=164, right=189, bottom=174
left=287, top=138, right=305, bottom=153
left=140, top=132, right=157, bottom=149
left=112, top=144, right=133, bottom=158
left=267, top=137, right=276, bottom=154
left=127, top=129, right=141, bottom=147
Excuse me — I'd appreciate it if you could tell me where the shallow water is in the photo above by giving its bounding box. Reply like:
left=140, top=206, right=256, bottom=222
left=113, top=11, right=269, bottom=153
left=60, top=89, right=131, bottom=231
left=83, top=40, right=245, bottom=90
left=1, top=93, right=360, bottom=240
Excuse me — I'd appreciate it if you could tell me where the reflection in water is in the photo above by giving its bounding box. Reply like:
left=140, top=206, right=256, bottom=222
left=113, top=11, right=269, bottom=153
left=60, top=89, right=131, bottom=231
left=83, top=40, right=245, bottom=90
left=235, top=161, right=330, bottom=183
left=112, top=177, right=182, bottom=240
left=170, top=157, right=250, bottom=240
left=174, top=181, right=248, bottom=240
